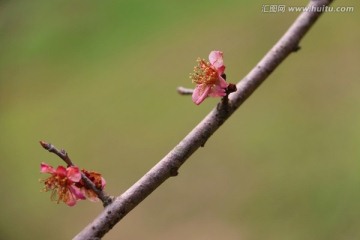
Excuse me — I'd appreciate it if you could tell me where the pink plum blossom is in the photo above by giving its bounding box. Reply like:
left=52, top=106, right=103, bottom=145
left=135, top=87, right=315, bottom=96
left=190, top=50, right=228, bottom=105
left=40, top=163, right=85, bottom=206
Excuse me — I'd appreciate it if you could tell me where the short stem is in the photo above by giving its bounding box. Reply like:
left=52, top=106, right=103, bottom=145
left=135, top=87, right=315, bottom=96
left=177, top=86, right=194, bottom=95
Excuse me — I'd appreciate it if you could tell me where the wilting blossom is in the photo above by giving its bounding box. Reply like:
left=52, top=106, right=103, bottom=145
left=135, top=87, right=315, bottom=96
left=190, top=51, right=228, bottom=105
left=77, top=169, right=106, bottom=202
left=40, top=163, right=85, bottom=206
left=40, top=163, right=107, bottom=206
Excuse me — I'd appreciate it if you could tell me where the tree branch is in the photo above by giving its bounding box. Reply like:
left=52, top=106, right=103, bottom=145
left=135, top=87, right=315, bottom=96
left=74, top=0, right=334, bottom=239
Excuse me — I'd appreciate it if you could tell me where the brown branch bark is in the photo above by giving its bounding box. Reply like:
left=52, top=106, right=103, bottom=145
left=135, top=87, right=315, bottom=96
left=74, top=0, right=334, bottom=239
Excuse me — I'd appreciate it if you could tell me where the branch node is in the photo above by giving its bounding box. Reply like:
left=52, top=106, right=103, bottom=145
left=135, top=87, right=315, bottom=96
left=293, top=45, right=301, bottom=52
left=170, top=167, right=179, bottom=176
left=102, top=196, right=115, bottom=207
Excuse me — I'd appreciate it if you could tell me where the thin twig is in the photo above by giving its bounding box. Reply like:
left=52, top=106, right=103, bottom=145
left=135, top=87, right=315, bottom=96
left=40, top=140, right=74, bottom=166
left=177, top=86, right=194, bottom=95
left=74, top=0, right=334, bottom=239
left=40, top=141, right=113, bottom=207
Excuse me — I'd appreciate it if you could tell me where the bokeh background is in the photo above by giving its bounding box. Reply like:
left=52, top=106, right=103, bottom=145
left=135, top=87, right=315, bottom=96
left=1, top=0, right=359, bottom=239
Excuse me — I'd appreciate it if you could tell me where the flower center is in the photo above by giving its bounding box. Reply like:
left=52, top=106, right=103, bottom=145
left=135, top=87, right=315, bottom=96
left=190, top=58, right=218, bottom=85
left=41, top=175, right=71, bottom=203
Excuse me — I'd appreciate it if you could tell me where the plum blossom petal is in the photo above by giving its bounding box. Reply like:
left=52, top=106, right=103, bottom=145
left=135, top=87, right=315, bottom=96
left=192, top=84, right=212, bottom=105
left=65, top=188, right=80, bottom=206
left=208, top=84, right=227, bottom=97
left=40, top=162, right=56, bottom=174
left=67, top=166, right=82, bottom=182
left=69, top=185, right=86, bottom=201
left=218, top=74, right=228, bottom=88
left=100, top=177, right=106, bottom=188
left=55, top=166, right=67, bottom=177
left=209, top=51, right=225, bottom=73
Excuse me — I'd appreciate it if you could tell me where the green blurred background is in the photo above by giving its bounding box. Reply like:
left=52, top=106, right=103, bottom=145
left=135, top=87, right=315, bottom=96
left=1, top=0, right=359, bottom=239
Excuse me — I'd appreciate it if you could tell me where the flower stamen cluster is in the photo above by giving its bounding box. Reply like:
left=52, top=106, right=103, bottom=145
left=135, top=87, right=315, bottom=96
left=191, top=58, right=219, bottom=86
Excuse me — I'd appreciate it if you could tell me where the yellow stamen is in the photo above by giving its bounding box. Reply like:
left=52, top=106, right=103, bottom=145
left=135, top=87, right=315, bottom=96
left=190, top=58, right=218, bottom=85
